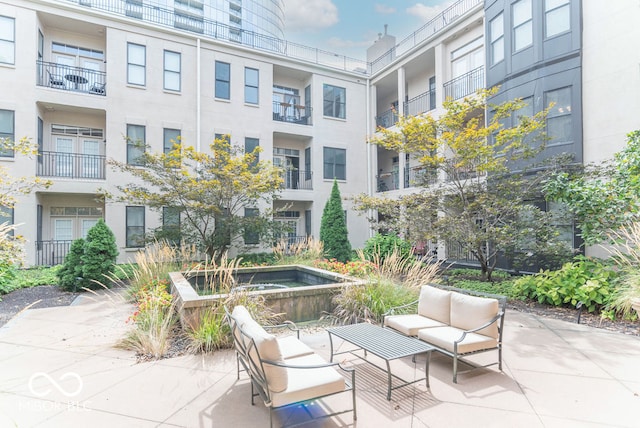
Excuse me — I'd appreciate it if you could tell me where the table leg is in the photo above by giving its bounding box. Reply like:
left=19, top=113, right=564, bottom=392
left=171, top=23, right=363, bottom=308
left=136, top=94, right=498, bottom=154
left=425, top=350, right=431, bottom=389
left=386, top=360, right=392, bottom=401
left=328, top=331, right=335, bottom=363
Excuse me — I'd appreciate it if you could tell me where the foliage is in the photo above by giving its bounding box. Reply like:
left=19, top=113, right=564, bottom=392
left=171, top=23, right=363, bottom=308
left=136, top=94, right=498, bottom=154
left=0, top=265, right=62, bottom=295
left=363, top=248, right=442, bottom=289
left=0, top=222, right=26, bottom=293
left=236, top=252, right=276, bottom=266
left=185, top=307, right=231, bottom=353
left=80, top=219, right=119, bottom=290
left=512, top=256, right=619, bottom=313
left=606, top=222, right=640, bottom=318
left=544, top=130, right=640, bottom=245
left=108, top=136, right=284, bottom=259
left=362, top=233, right=412, bottom=261
left=57, top=238, right=85, bottom=291
left=273, top=236, right=324, bottom=265
left=313, top=258, right=376, bottom=278
left=320, top=179, right=352, bottom=263
left=354, top=89, right=573, bottom=281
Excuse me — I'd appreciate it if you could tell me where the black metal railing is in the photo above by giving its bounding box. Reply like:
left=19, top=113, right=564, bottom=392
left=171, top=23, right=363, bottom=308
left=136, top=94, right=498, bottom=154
left=376, top=170, right=400, bottom=192
left=37, top=151, right=106, bottom=179
left=272, top=102, right=312, bottom=125
left=404, top=91, right=435, bottom=117
left=279, top=169, right=313, bottom=190
left=443, top=66, right=484, bottom=100
left=35, top=240, right=72, bottom=266
left=445, top=240, right=478, bottom=264
left=404, top=166, right=437, bottom=187
left=375, top=108, right=399, bottom=129
left=37, top=60, right=107, bottom=95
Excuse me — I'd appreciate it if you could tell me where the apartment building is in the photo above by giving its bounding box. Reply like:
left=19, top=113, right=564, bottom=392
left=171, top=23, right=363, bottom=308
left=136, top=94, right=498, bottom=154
left=3, top=0, right=640, bottom=266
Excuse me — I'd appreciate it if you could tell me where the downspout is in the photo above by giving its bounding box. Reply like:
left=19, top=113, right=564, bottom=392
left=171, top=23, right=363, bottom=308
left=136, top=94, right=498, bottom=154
left=366, top=77, right=374, bottom=238
left=196, top=38, right=201, bottom=153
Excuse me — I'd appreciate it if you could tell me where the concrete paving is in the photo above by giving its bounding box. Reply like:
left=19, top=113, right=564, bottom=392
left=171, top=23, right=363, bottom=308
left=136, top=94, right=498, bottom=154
left=0, top=291, right=639, bottom=428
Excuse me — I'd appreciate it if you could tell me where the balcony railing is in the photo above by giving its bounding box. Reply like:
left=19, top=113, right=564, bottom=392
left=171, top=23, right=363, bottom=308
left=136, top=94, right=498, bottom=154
left=404, top=91, right=435, bottom=117
left=377, top=170, right=400, bottom=192
left=375, top=108, right=399, bottom=129
left=280, top=169, right=313, bottom=190
left=404, top=166, right=437, bottom=187
left=37, top=60, right=107, bottom=95
left=443, top=66, right=484, bottom=100
left=37, top=151, right=106, bottom=179
left=35, top=240, right=71, bottom=266
left=272, top=102, right=312, bottom=125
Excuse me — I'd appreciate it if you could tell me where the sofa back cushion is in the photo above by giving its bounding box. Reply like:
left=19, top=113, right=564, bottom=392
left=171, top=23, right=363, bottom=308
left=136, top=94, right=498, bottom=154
left=418, top=285, right=452, bottom=324
left=241, top=320, right=289, bottom=393
left=449, top=292, right=499, bottom=338
left=231, top=305, right=252, bottom=344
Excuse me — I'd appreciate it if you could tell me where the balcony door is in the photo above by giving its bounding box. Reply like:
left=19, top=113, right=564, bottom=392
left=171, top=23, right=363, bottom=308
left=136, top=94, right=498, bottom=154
left=82, top=139, right=100, bottom=178
left=55, top=137, right=74, bottom=177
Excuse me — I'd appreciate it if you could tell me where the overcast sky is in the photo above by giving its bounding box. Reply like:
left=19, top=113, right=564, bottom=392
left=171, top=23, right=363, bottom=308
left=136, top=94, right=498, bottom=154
left=282, top=0, right=454, bottom=59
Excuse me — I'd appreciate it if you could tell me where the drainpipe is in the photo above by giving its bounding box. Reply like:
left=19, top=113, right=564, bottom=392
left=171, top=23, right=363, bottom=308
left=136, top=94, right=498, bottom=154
left=366, top=78, right=374, bottom=238
left=196, top=38, right=201, bottom=153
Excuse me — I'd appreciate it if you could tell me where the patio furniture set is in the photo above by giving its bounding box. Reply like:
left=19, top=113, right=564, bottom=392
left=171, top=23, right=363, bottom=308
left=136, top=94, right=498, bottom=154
left=226, top=284, right=506, bottom=427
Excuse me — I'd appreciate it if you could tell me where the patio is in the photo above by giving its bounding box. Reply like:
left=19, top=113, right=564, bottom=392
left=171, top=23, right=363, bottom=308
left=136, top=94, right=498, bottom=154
left=0, top=292, right=639, bottom=427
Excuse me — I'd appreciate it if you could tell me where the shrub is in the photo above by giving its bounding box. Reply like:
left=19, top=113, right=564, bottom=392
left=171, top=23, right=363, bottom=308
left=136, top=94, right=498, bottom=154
left=512, top=256, right=619, bottom=313
left=273, top=237, right=323, bottom=265
left=80, top=219, right=118, bottom=290
left=320, top=179, right=352, bottom=262
left=362, top=233, right=412, bottom=261
left=185, top=307, right=231, bottom=353
left=313, top=259, right=376, bottom=278
left=236, top=252, right=276, bottom=266
left=57, top=238, right=85, bottom=291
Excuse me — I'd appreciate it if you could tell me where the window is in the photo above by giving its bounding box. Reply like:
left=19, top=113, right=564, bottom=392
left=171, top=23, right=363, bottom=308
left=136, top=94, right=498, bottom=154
left=545, top=87, right=572, bottom=145
left=245, top=137, right=259, bottom=167
left=162, top=206, right=181, bottom=245
left=245, top=67, right=259, bottom=104
left=490, top=13, right=504, bottom=65
left=323, top=147, right=346, bottom=180
left=0, top=16, right=15, bottom=65
left=163, top=128, right=181, bottom=155
left=0, top=206, right=14, bottom=237
left=243, top=208, right=259, bottom=245
left=304, top=147, right=311, bottom=181
left=513, top=0, right=532, bottom=52
left=545, top=0, right=570, bottom=38
left=323, top=84, right=346, bottom=119
left=164, top=50, right=181, bottom=91
left=126, top=124, right=145, bottom=165
left=215, top=61, right=230, bottom=99
left=126, top=206, right=145, bottom=248
left=127, top=43, right=146, bottom=86
left=0, top=109, right=14, bottom=157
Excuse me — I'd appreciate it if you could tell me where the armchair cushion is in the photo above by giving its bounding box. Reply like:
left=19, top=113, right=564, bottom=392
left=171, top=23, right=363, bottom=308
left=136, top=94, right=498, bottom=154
left=449, top=292, right=499, bottom=338
left=418, top=285, right=452, bottom=324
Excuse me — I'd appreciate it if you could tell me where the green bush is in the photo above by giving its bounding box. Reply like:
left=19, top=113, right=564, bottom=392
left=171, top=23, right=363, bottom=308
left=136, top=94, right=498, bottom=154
left=513, top=256, right=619, bottom=313
left=0, top=260, right=17, bottom=294
left=362, top=233, right=412, bottom=261
left=80, top=219, right=119, bottom=290
left=57, top=238, right=85, bottom=291
left=236, top=252, right=276, bottom=266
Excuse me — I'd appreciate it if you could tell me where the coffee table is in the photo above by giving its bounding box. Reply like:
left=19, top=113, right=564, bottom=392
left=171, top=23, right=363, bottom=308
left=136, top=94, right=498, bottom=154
left=327, top=323, right=433, bottom=400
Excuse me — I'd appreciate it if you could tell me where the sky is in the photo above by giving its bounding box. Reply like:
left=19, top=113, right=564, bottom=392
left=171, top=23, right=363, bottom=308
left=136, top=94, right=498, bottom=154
left=282, top=0, right=455, bottom=60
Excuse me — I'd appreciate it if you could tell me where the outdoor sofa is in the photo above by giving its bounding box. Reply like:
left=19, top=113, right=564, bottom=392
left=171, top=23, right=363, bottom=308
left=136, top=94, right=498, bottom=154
left=226, top=305, right=356, bottom=428
left=383, top=284, right=506, bottom=383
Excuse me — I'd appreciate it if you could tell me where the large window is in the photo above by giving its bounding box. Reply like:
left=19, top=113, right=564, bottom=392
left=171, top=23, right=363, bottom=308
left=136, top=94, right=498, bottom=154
left=323, top=147, right=346, bottom=180
left=163, top=128, right=181, bottom=154
left=127, top=43, right=146, bottom=86
left=127, top=124, right=145, bottom=165
left=490, top=13, right=504, bottom=65
left=243, top=208, right=259, bottom=245
left=245, top=137, right=259, bottom=167
left=162, top=206, right=181, bottom=245
left=164, top=50, right=181, bottom=91
left=545, top=0, right=570, bottom=38
left=215, top=61, right=230, bottom=99
left=245, top=67, right=259, bottom=104
left=323, top=84, right=346, bottom=119
left=0, top=109, right=14, bottom=157
left=545, top=87, right=572, bottom=145
left=513, top=0, right=532, bottom=52
left=126, top=206, right=145, bottom=248
left=0, top=16, right=15, bottom=65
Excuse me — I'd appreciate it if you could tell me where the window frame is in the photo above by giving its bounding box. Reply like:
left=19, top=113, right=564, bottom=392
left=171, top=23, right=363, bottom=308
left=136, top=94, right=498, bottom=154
left=0, top=15, right=15, bottom=65
left=512, top=0, right=533, bottom=52
left=545, top=0, right=571, bottom=39
left=125, top=206, right=145, bottom=248
left=162, top=206, right=181, bottom=246
left=163, top=128, right=181, bottom=155
left=323, top=84, right=346, bottom=119
left=244, top=67, right=259, bottom=104
left=215, top=61, right=230, bottom=100
left=0, top=206, right=14, bottom=236
left=127, top=42, right=146, bottom=86
left=163, top=50, right=181, bottom=92
left=489, top=12, right=505, bottom=66
left=245, top=137, right=259, bottom=167
left=545, top=86, right=573, bottom=146
left=0, top=109, right=15, bottom=158
left=126, top=124, right=146, bottom=166
left=243, top=207, right=260, bottom=245
left=323, top=147, right=346, bottom=180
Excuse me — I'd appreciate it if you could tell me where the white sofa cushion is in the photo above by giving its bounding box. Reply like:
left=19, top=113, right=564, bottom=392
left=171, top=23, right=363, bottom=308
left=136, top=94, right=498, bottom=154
left=241, top=319, right=288, bottom=393
left=270, top=354, right=346, bottom=408
left=231, top=305, right=253, bottom=343
left=418, top=326, right=498, bottom=354
left=417, top=285, right=452, bottom=324
left=384, top=314, right=446, bottom=336
left=449, top=292, right=499, bottom=338
left=277, top=335, right=314, bottom=360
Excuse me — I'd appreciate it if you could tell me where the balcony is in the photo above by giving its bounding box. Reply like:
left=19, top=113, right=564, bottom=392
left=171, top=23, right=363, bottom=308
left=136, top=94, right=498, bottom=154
left=37, top=60, right=106, bottom=96
left=404, top=166, right=437, bottom=188
left=272, top=102, right=312, bottom=125
left=375, top=108, right=399, bottom=129
left=280, top=169, right=313, bottom=190
left=35, top=240, right=71, bottom=266
left=37, top=151, right=106, bottom=179
left=443, top=66, right=484, bottom=101
left=376, top=170, right=400, bottom=192
left=404, top=91, right=435, bottom=117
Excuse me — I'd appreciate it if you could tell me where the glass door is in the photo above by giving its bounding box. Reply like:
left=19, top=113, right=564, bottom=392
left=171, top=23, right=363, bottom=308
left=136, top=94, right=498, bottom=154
left=55, top=137, right=74, bottom=177
left=82, top=139, right=100, bottom=178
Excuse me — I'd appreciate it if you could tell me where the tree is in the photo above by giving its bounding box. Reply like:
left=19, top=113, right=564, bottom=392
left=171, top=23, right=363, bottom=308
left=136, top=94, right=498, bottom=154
left=543, top=130, right=640, bottom=246
left=354, top=88, right=572, bottom=280
left=320, top=179, right=352, bottom=262
left=81, top=219, right=118, bottom=289
left=108, top=136, right=284, bottom=259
